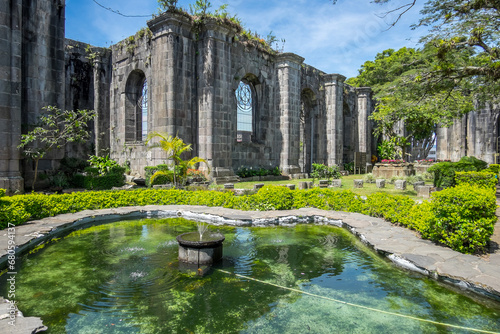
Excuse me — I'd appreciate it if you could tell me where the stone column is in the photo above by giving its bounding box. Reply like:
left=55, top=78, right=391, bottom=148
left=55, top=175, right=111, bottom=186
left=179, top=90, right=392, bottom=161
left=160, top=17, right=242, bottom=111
left=196, top=19, right=238, bottom=182
left=0, top=0, right=23, bottom=193
left=277, top=53, right=304, bottom=175
left=324, top=74, right=345, bottom=166
left=93, top=52, right=111, bottom=156
left=356, top=87, right=373, bottom=157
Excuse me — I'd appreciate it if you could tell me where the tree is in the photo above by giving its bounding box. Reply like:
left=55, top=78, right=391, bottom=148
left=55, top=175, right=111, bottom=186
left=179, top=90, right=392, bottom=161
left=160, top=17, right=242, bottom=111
left=18, top=106, right=96, bottom=191
left=348, top=45, right=474, bottom=160
left=145, top=132, right=209, bottom=186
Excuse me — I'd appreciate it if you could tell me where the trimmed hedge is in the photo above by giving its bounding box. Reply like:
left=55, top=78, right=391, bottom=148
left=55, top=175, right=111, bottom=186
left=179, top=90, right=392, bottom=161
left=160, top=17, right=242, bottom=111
left=426, top=185, right=497, bottom=254
left=428, top=156, right=487, bottom=188
left=455, top=171, right=497, bottom=189
left=0, top=184, right=496, bottom=254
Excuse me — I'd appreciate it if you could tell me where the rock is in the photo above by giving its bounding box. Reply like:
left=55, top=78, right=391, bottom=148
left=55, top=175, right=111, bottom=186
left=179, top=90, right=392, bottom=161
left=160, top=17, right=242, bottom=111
left=412, top=181, right=425, bottom=190
left=332, top=179, right=342, bottom=188
left=395, top=179, right=407, bottom=190
left=253, top=183, right=265, bottom=190
left=224, top=183, right=234, bottom=189
left=353, top=179, right=363, bottom=188
left=376, top=179, right=386, bottom=188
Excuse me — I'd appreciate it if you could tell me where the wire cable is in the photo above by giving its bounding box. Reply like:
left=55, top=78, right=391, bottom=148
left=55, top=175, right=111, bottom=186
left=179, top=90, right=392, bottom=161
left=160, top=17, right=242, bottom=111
left=92, top=0, right=152, bottom=18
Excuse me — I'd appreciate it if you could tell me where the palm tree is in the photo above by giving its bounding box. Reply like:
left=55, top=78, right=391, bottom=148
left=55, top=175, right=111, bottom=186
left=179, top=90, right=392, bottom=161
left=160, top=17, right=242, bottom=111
left=145, top=132, right=209, bottom=187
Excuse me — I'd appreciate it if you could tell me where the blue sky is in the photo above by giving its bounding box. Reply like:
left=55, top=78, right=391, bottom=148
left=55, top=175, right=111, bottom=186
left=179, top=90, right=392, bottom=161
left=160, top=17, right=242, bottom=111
left=65, top=0, right=427, bottom=78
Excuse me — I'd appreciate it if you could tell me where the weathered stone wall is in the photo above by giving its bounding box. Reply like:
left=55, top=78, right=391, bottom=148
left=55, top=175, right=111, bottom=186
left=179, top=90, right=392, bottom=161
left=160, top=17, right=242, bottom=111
left=436, top=102, right=500, bottom=164
left=0, top=0, right=23, bottom=193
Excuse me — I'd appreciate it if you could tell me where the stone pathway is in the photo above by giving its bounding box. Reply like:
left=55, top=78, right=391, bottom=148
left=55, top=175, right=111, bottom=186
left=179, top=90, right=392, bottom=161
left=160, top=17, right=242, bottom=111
left=1, top=200, right=500, bottom=333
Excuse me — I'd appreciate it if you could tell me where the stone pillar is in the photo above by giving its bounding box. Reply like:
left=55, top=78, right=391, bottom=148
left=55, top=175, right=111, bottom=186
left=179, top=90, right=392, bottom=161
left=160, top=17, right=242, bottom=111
left=277, top=53, right=304, bottom=175
left=324, top=74, right=345, bottom=166
left=93, top=52, right=111, bottom=156
left=196, top=19, right=238, bottom=182
left=0, top=0, right=23, bottom=193
left=356, top=87, right=373, bottom=156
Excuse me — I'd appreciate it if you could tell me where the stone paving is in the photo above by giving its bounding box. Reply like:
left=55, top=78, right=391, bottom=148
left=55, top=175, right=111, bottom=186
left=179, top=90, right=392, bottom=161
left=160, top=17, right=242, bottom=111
left=1, top=200, right=500, bottom=333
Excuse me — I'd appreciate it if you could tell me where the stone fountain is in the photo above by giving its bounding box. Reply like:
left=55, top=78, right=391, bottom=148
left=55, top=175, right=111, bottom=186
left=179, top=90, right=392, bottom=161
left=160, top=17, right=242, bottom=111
left=176, top=222, right=225, bottom=265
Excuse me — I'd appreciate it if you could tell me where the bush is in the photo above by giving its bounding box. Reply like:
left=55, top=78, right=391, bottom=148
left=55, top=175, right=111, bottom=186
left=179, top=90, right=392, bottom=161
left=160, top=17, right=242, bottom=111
left=311, top=163, right=341, bottom=181
left=428, top=156, right=487, bottom=188
left=363, top=173, right=376, bottom=183
left=253, top=185, right=294, bottom=210
left=365, top=193, right=414, bottom=225
left=150, top=170, right=174, bottom=186
left=0, top=189, right=5, bottom=198
left=145, top=164, right=170, bottom=187
left=427, top=185, right=496, bottom=254
left=293, top=188, right=365, bottom=212
left=236, top=166, right=281, bottom=178
left=84, top=165, right=126, bottom=190
left=486, top=164, right=500, bottom=174
left=455, top=171, right=497, bottom=189
left=405, top=174, right=424, bottom=185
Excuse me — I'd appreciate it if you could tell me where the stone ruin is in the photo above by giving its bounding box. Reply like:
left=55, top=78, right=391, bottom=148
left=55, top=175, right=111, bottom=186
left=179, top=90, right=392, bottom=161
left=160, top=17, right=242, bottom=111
left=1, top=1, right=498, bottom=193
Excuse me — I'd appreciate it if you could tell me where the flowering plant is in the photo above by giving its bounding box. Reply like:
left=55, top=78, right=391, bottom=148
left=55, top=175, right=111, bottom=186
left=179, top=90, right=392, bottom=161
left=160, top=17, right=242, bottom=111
left=187, top=169, right=207, bottom=181
left=416, top=159, right=435, bottom=164
left=381, top=159, right=405, bottom=164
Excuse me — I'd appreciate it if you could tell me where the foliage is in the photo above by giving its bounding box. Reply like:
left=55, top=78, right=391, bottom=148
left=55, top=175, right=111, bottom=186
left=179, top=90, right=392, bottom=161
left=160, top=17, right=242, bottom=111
left=426, top=185, right=497, bottom=254
left=0, top=189, right=5, bottom=198
left=343, top=162, right=354, bottom=173
left=88, top=155, right=120, bottom=176
left=83, top=166, right=125, bottom=190
left=253, top=185, right=294, bottom=210
left=428, top=156, right=487, bottom=188
left=186, top=169, right=208, bottom=182
left=405, top=174, right=424, bottom=185
left=363, top=173, right=376, bottom=183
left=150, top=170, right=175, bottom=186
left=236, top=166, right=281, bottom=178
left=158, top=0, right=178, bottom=11
left=310, top=163, right=341, bottom=182
left=18, top=106, right=96, bottom=190
left=378, top=139, right=397, bottom=160
left=365, top=193, right=415, bottom=224
left=486, top=164, right=500, bottom=174
left=455, top=171, right=497, bottom=189
left=145, top=132, right=208, bottom=187
left=144, top=164, right=170, bottom=187
left=1, top=183, right=497, bottom=254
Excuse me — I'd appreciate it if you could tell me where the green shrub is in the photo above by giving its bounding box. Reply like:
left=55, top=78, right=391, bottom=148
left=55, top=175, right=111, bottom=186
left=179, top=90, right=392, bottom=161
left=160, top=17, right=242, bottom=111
left=253, top=185, right=294, bottom=210
left=311, top=163, right=341, bottom=181
left=363, top=173, right=376, bottom=183
left=150, top=170, right=174, bottom=186
left=235, top=166, right=281, bottom=178
left=455, top=171, right=497, bottom=189
left=88, top=155, right=121, bottom=175
left=405, top=174, right=424, bottom=185
left=145, top=164, right=170, bottom=187
left=0, top=189, right=5, bottom=198
left=364, top=193, right=414, bottom=225
left=486, top=164, right=500, bottom=174
left=84, top=171, right=125, bottom=190
left=429, top=156, right=487, bottom=188
left=405, top=201, right=433, bottom=233
left=428, top=185, right=496, bottom=254
left=293, top=188, right=365, bottom=212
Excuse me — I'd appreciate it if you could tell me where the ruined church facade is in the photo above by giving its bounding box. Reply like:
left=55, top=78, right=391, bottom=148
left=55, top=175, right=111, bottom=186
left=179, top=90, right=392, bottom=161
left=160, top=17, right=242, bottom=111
left=1, top=2, right=377, bottom=192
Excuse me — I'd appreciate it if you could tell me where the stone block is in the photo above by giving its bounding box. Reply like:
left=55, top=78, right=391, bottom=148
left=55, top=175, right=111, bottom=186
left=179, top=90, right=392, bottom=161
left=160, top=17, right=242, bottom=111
left=298, top=181, right=309, bottom=190
left=353, top=179, right=363, bottom=188
left=395, top=179, right=407, bottom=190
left=416, top=185, right=434, bottom=198
left=224, top=183, right=234, bottom=189
left=332, top=179, right=341, bottom=188
left=376, top=179, right=385, bottom=188
left=253, top=183, right=264, bottom=191
left=413, top=181, right=425, bottom=190
left=286, top=184, right=295, bottom=190
left=319, top=179, right=329, bottom=188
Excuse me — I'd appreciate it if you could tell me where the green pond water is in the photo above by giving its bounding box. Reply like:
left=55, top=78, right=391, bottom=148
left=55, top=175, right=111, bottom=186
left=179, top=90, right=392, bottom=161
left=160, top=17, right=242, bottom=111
left=1, top=218, right=500, bottom=333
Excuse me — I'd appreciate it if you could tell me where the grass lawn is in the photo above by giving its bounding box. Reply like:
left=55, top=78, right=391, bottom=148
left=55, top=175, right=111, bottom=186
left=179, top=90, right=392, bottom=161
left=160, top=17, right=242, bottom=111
left=212, top=174, right=430, bottom=201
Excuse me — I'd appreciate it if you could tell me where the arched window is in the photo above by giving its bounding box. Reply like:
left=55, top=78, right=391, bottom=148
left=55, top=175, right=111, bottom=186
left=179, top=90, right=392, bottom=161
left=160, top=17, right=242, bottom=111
left=236, top=80, right=254, bottom=142
left=125, top=70, right=148, bottom=142
left=138, top=79, right=148, bottom=141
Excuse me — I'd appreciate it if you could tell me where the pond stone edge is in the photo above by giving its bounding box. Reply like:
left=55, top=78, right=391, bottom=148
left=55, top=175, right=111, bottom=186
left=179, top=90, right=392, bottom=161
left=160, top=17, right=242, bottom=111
left=1, top=205, right=500, bottom=333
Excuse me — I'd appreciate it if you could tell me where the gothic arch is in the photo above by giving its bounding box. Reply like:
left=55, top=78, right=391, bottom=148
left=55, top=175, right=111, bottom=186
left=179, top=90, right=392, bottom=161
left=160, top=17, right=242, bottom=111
left=124, top=70, right=147, bottom=142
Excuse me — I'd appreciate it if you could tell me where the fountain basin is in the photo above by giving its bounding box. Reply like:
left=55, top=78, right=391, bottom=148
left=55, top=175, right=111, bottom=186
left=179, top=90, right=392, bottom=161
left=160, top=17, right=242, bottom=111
left=176, top=232, right=225, bottom=264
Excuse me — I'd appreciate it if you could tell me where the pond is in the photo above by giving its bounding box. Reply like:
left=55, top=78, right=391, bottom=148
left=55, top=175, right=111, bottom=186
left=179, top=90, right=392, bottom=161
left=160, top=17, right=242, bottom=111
left=1, top=218, right=499, bottom=333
